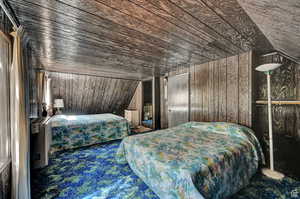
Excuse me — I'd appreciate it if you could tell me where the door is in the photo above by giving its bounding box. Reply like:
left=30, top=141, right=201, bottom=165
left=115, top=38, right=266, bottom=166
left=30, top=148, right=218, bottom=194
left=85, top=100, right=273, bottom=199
left=167, top=73, right=189, bottom=127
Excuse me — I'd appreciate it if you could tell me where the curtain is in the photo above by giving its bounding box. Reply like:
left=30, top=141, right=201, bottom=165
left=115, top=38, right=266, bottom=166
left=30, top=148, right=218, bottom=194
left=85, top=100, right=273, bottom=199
left=43, top=73, right=52, bottom=114
left=0, top=30, right=11, bottom=162
left=10, top=26, right=31, bottom=199
left=36, top=71, right=44, bottom=117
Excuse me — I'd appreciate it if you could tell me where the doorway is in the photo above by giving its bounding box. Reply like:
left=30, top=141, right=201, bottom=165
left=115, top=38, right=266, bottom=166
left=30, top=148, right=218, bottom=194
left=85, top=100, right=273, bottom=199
left=142, top=80, right=153, bottom=129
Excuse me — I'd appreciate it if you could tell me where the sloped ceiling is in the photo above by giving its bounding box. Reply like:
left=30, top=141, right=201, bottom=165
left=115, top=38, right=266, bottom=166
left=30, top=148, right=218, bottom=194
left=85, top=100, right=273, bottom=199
left=9, top=0, right=273, bottom=79
left=238, top=0, right=300, bottom=63
left=50, top=72, right=139, bottom=114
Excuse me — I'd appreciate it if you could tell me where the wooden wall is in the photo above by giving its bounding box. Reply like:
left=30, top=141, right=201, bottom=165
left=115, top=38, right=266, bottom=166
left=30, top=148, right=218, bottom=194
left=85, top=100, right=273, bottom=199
left=49, top=72, right=139, bottom=115
left=190, top=51, right=253, bottom=127
left=160, top=77, right=168, bottom=129
left=0, top=8, right=13, bottom=34
left=161, top=51, right=253, bottom=128
left=254, top=54, right=300, bottom=180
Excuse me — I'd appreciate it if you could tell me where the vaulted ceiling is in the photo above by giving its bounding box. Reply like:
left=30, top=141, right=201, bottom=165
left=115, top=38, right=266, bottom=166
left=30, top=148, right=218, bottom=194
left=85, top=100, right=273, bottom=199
left=238, top=0, right=300, bottom=63
left=9, top=0, right=274, bottom=79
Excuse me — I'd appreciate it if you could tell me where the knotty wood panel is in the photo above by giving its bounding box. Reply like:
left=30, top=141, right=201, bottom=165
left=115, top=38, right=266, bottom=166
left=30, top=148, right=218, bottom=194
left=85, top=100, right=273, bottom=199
left=49, top=72, right=139, bottom=115
left=218, top=58, right=227, bottom=121
left=238, top=0, right=300, bottom=63
left=190, top=51, right=253, bottom=127
left=0, top=7, right=13, bottom=34
left=226, top=55, right=239, bottom=123
left=254, top=54, right=300, bottom=180
left=160, top=77, right=168, bottom=129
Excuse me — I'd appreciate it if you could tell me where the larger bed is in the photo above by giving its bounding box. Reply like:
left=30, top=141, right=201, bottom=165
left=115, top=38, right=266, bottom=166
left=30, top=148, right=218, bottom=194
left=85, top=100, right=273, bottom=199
left=117, top=122, right=264, bottom=199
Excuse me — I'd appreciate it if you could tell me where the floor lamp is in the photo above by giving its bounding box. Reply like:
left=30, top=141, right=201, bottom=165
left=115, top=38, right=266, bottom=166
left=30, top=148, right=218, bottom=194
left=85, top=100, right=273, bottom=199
left=255, top=63, right=285, bottom=180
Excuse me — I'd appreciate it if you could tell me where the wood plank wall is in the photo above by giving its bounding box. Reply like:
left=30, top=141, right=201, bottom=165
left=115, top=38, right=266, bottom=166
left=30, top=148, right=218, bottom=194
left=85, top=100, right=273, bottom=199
left=160, top=77, right=168, bottom=129
left=0, top=8, right=13, bottom=34
left=190, top=51, right=253, bottom=127
left=49, top=72, right=139, bottom=115
left=254, top=54, right=300, bottom=180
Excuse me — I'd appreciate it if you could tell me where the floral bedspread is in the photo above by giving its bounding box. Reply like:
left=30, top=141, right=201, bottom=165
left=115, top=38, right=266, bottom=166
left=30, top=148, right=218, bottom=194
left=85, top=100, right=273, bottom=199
left=48, top=113, right=130, bottom=153
left=117, top=122, right=264, bottom=199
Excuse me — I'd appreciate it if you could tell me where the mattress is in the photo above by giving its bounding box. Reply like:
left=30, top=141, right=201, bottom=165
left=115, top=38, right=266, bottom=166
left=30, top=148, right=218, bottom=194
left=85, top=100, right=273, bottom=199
left=116, top=122, right=264, bottom=199
left=47, top=113, right=130, bottom=153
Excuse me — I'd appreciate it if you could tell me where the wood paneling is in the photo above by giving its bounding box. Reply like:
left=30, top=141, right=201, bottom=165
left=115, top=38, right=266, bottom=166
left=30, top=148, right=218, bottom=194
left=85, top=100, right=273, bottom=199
left=49, top=72, right=139, bottom=115
left=254, top=54, right=300, bottom=180
left=190, top=51, right=253, bottom=127
left=238, top=0, right=300, bottom=63
left=0, top=7, right=13, bottom=34
left=8, top=0, right=273, bottom=78
left=160, top=77, right=168, bottom=129
left=226, top=55, right=239, bottom=123
left=0, top=162, right=11, bottom=199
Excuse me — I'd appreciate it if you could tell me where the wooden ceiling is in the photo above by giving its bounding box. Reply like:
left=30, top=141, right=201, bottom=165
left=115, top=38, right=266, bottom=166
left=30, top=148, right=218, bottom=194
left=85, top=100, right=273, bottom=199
left=238, top=0, right=300, bottom=63
left=9, top=0, right=273, bottom=79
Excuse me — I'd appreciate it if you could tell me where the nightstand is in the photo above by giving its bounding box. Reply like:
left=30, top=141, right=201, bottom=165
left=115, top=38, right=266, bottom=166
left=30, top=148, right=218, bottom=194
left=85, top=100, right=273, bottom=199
left=131, top=125, right=152, bottom=135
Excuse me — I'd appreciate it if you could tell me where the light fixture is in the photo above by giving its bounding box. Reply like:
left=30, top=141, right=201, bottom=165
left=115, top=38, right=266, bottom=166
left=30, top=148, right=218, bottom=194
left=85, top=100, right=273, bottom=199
left=53, top=99, right=64, bottom=115
left=255, top=63, right=284, bottom=180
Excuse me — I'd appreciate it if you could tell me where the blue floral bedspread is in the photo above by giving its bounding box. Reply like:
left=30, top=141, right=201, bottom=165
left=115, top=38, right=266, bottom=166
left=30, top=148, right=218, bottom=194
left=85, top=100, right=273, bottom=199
left=49, top=113, right=130, bottom=153
left=116, top=122, right=264, bottom=199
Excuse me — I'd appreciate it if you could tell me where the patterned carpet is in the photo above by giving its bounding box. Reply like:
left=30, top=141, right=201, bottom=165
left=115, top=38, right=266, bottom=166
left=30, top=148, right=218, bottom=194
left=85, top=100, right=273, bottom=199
left=32, top=141, right=300, bottom=199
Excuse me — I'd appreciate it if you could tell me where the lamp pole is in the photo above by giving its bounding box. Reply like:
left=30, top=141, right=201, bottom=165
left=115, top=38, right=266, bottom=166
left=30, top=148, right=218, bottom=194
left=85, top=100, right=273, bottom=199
left=255, top=63, right=284, bottom=180
left=266, top=71, right=274, bottom=171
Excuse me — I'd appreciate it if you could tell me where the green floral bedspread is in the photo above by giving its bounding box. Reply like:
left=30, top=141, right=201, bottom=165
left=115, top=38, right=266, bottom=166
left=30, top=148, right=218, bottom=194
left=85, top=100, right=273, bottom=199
left=49, top=113, right=130, bottom=153
left=116, top=122, right=264, bottom=199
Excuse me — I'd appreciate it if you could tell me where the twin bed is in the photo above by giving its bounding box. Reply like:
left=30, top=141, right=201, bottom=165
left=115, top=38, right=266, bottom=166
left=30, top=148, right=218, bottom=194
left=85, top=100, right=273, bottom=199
left=46, top=113, right=130, bottom=153
left=45, top=113, right=263, bottom=199
left=117, top=122, right=264, bottom=199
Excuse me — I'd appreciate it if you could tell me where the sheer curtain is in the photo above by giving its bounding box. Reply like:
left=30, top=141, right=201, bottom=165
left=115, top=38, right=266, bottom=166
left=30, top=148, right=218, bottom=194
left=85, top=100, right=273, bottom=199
left=43, top=73, right=52, bottom=115
left=36, top=71, right=45, bottom=117
left=37, top=71, right=52, bottom=116
left=10, top=26, right=31, bottom=199
left=0, top=29, right=11, bottom=169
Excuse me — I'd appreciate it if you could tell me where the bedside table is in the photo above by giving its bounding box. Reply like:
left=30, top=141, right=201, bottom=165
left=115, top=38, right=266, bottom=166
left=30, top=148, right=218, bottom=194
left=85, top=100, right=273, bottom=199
left=131, top=126, right=152, bottom=135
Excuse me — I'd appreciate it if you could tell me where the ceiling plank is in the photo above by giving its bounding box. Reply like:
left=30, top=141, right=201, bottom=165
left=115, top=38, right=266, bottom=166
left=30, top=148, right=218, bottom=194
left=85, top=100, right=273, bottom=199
left=8, top=0, right=276, bottom=77
left=238, top=0, right=300, bottom=62
left=58, top=0, right=228, bottom=58
left=200, top=0, right=273, bottom=54
left=130, top=0, right=242, bottom=53
left=12, top=3, right=201, bottom=64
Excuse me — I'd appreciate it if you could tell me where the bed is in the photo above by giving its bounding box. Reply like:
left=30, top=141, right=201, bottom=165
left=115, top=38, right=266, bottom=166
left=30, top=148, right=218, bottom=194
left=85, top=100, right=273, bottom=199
left=46, top=113, right=130, bottom=154
left=116, top=122, right=264, bottom=199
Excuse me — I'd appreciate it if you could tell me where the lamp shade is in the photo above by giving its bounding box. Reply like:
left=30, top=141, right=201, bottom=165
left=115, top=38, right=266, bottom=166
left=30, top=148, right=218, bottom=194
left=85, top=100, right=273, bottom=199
left=255, top=63, right=282, bottom=72
left=53, top=99, right=64, bottom=108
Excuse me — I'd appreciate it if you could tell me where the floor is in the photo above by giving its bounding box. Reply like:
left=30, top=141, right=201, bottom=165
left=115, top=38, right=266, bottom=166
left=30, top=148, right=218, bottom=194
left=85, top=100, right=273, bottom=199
left=32, top=141, right=300, bottom=199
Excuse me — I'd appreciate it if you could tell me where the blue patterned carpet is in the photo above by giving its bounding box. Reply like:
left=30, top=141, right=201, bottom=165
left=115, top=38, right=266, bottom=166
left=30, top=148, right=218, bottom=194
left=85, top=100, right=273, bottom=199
left=32, top=141, right=300, bottom=199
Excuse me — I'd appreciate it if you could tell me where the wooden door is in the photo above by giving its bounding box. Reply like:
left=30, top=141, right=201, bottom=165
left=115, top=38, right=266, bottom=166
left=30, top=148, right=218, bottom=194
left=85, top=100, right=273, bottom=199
left=167, top=73, right=189, bottom=127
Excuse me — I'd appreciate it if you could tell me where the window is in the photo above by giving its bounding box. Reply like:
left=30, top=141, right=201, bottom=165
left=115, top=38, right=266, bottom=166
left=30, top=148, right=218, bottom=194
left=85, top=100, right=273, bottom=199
left=0, top=30, right=11, bottom=165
